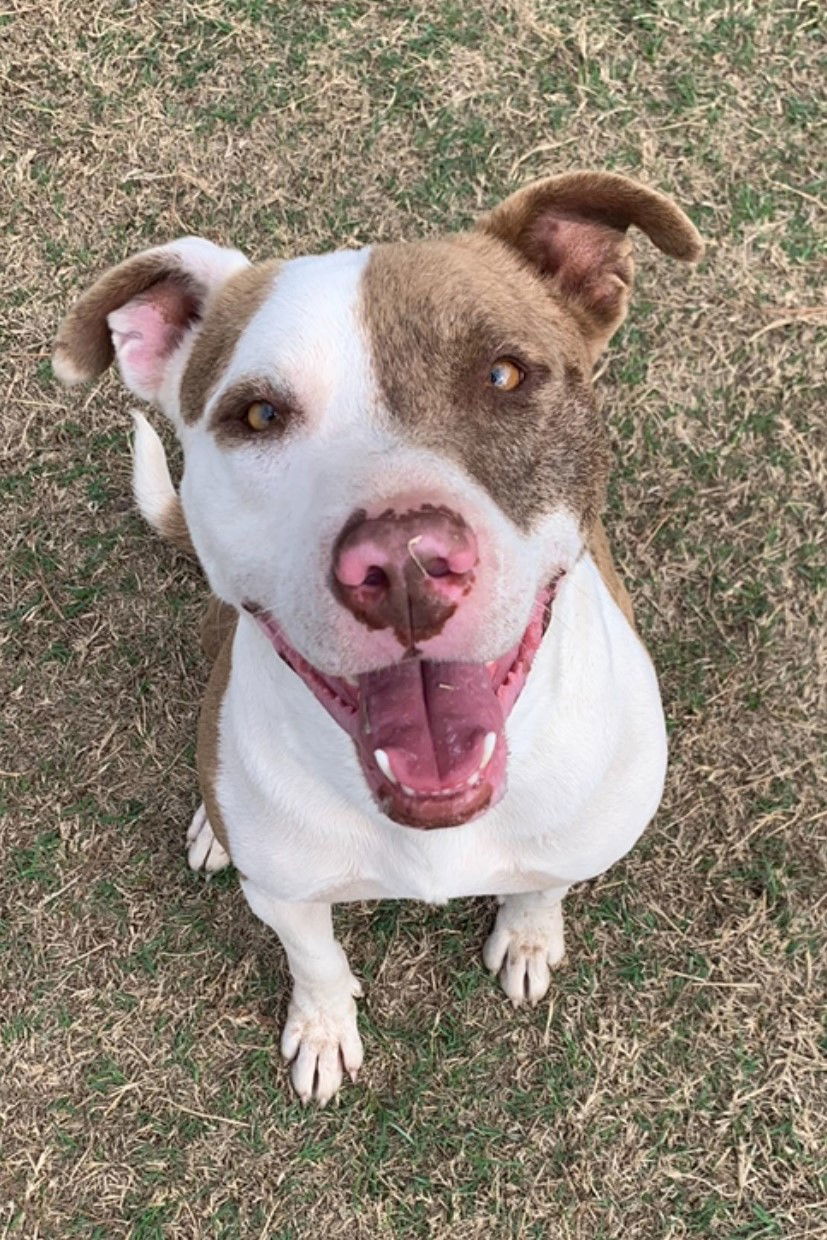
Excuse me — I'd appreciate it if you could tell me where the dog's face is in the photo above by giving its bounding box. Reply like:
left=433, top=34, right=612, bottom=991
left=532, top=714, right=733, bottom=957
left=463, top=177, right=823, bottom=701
left=55, top=172, right=701, bottom=829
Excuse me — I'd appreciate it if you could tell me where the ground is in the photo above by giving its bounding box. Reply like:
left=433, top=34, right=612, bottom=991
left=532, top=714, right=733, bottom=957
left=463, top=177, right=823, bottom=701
left=1, top=1, right=824, bottom=1237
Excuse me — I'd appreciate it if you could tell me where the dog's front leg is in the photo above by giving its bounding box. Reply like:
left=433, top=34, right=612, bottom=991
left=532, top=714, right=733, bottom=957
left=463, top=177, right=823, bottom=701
left=242, top=883, right=363, bottom=1105
left=483, top=888, right=569, bottom=1006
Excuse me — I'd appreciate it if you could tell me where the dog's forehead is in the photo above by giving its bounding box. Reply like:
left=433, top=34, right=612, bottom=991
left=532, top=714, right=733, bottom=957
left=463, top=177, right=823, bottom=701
left=218, top=247, right=373, bottom=407
left=218, top=236, right=527, bottom=383
left=362, top=233, right=577, bottom=371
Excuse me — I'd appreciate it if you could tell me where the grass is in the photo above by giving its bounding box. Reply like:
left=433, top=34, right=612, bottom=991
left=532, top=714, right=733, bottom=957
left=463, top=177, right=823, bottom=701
left=1, top=0, right=824, bottom=1237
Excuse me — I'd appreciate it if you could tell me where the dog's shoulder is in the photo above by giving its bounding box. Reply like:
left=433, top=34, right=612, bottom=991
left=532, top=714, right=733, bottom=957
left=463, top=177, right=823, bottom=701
left=586, top=518, right=635, bottom=630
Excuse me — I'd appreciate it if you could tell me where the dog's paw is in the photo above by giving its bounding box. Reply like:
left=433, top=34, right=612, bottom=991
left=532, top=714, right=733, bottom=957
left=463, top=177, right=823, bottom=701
left=186, top=803, right=231, bottom=875
left=483, top=899, right=565, bottom=1007
left=281, top=977, right=364, bottom=1106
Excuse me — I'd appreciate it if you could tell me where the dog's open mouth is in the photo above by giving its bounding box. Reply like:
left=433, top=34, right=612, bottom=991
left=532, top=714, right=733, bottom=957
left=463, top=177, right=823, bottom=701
left=251, top=582, right=557, bottom=830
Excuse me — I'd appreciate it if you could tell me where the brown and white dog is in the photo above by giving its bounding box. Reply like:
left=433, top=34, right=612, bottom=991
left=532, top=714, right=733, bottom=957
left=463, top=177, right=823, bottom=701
left=54, top=171, right=702, bottom=1104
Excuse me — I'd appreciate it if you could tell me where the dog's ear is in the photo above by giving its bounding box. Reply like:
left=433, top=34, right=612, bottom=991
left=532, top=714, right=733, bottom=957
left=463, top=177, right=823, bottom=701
left=53, top=237, right=249, bottom=407
left=478, top=171, right=703, bottom=361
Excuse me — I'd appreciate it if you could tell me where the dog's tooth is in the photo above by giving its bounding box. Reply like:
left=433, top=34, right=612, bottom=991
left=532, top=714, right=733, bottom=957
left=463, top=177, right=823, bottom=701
left=374, top=749, right=397, bottom=785
left=480, top=731, right=497, bottom=771
left=401, top=784, right=416, bottom=796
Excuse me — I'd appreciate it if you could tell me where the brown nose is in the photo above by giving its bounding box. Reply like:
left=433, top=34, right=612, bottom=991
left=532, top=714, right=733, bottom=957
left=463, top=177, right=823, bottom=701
left=331, top=504, right=479, bottom=647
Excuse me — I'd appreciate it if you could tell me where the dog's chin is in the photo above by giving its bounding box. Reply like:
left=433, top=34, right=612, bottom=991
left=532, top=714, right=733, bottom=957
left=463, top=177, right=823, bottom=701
left=246, top=578, right=560, bottom=830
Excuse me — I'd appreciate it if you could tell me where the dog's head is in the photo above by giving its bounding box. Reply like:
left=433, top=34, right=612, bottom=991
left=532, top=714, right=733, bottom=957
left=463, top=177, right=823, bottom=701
left=54, top=171, right=702, bottom=830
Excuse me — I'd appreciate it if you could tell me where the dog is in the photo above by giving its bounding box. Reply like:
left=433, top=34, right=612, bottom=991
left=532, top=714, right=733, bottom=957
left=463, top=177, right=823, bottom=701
left=54, top=170, right=703, bottom=1104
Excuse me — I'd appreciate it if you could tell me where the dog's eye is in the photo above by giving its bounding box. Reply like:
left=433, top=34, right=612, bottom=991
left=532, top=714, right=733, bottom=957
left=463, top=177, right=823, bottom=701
left=246, top=401, right=278, bottom=431
left=488, top=359, right=524, bottom=391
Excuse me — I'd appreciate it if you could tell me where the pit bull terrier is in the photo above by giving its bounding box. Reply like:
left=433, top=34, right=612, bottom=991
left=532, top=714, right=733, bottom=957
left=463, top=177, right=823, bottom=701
left=54, top=171, right=703, bottom=1103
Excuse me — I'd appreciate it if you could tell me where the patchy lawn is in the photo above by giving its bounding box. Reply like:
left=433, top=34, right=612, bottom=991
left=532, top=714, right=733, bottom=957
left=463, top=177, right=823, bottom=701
left=1, top=1, right=824, bottom=1236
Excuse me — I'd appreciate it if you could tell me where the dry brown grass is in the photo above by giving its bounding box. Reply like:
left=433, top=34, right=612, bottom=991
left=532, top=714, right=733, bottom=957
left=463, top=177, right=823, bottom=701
left=1, top=1, right=825, bottom=1237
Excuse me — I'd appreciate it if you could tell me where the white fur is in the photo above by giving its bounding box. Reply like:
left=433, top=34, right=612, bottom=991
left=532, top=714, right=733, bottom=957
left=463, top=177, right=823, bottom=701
left=52, top=350, right=86, bottom=387
left=131, top=411, right=176, bottom=535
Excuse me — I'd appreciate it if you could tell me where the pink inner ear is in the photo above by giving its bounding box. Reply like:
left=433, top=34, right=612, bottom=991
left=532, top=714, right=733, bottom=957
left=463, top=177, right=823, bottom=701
left=531, top=213, right=632, bottom=320
left=107, top=278, right=199, bottom=400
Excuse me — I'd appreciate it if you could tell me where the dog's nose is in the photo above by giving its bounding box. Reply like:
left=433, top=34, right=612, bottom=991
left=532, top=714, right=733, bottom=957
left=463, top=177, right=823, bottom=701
left=331, top=504, right=479, bottom=646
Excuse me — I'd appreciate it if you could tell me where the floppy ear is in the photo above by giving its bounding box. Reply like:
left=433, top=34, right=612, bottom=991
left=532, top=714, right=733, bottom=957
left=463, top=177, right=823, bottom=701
left=53, top=237, right=249, bottom=409
left=478, top=170, right=703, bottom=361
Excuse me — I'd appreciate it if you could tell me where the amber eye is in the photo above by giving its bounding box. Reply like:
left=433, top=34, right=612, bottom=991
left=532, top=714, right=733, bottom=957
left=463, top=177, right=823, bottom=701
left=488, top=359, right=524, bottom=391
left=246, top=401, right=278, bottom=431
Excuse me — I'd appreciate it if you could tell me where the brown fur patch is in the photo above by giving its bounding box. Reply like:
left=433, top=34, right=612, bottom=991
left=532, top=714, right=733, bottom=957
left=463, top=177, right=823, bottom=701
left=200, top=596, right=238, bottom=662
left=53, top=250, right=204, bottom=384
left=157, top=495, right=196, bottom=556
left=587, top=517, right=635, bottom=629
left=196, top=606, right=238, bottom=864
left=361, top=231, right=610, bottom=532
left=180, top=260, right=281, bottom=424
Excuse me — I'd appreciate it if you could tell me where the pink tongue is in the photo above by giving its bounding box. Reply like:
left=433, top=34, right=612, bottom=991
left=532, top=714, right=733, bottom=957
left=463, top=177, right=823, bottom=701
left=358, top=660, right=504, bottom=794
